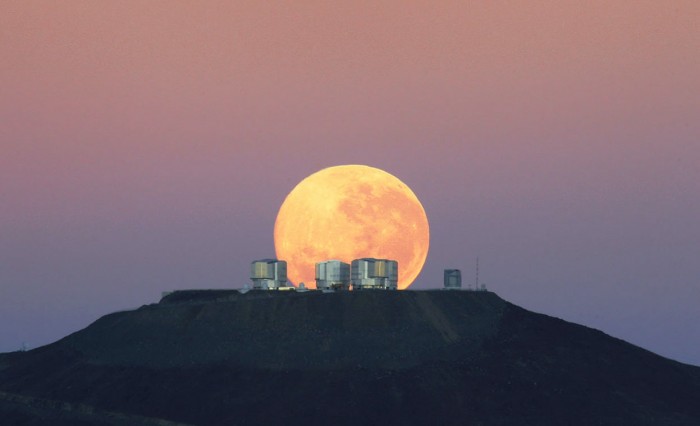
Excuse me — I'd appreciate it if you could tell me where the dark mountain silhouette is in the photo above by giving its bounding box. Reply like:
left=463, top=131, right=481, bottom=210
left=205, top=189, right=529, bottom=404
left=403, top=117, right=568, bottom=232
left=1, top=290, right=699, bottom=425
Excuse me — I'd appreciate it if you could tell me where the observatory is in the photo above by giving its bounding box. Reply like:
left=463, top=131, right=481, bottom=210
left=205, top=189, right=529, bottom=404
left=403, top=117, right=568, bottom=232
left=250, top=259, right=288, bottom=290
left=351, top=258, right=398, bottom=290
left=444, top=269, right=462, bottom=290
left=315, top=260, right=351, bottom=290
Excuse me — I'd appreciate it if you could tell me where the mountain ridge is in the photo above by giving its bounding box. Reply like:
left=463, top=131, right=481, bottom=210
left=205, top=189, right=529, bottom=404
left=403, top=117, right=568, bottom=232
left=1, top=290, right=699, bottom=425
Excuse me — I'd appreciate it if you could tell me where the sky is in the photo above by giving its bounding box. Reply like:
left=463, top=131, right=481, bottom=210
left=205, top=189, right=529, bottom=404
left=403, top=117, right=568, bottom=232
left=1, top=1, right=699, bottom=365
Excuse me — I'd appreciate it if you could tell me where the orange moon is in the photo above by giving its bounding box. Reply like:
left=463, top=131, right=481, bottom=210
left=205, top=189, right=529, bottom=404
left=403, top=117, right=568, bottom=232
left=274, top=165, right=429, bottom=290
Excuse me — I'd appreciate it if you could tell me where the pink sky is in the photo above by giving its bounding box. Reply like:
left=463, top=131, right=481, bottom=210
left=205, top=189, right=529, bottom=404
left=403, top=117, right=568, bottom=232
left=1, top=1, right=699, bottom=364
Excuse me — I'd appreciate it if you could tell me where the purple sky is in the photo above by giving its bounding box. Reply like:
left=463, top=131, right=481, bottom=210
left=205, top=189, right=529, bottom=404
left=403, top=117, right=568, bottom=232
left=1, top=2, right=699, bottom=365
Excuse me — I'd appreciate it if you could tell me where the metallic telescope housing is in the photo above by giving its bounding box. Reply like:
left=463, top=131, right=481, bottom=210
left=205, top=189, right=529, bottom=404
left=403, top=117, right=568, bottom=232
left=315, top=260, right=351, bottom=290
left=250, top=259, right=287, bottom=290
left=351, top=258, right=398, bottom=290
left=443, top=269, right=462, bottom=290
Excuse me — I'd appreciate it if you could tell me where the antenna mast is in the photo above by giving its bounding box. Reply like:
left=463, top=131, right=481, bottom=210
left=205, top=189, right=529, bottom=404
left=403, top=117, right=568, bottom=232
left=475, top=257, right=479, bottom=290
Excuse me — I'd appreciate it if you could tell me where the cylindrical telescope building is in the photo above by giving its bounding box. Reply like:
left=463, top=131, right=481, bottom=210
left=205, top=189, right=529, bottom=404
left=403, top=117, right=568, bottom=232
left=444, top=269, right=462, bottom=290
left=250, top=259, right=288, bottom=290
left=315, top=260, right=351, bottom=290
left=351, top=258, right=398, bottom=290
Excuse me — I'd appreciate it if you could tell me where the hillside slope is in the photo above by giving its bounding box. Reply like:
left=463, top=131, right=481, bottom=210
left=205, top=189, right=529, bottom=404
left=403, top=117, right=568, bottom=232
left=1, top=290, right=699, bottom=425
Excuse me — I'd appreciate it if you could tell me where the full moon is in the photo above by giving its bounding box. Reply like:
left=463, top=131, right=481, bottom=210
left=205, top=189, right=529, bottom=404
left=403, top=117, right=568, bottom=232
left=274, top=165, right=429, bottom=290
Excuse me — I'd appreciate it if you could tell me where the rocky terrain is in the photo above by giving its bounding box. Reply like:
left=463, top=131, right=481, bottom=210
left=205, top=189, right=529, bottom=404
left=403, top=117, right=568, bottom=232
left=1, top=290, right=699, bottom=425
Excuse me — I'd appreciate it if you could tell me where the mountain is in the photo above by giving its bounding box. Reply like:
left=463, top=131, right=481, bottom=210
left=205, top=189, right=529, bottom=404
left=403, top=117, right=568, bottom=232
left=1, top=290, right=699, bottom=425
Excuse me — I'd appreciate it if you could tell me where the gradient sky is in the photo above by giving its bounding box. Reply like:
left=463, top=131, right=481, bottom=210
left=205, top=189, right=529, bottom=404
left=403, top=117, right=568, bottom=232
left=2, top=1, right=699, bottom=364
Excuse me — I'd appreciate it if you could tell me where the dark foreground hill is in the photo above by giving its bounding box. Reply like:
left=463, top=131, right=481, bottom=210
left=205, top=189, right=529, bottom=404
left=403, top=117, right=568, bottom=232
left=1, top=290, right=699, bottom=425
